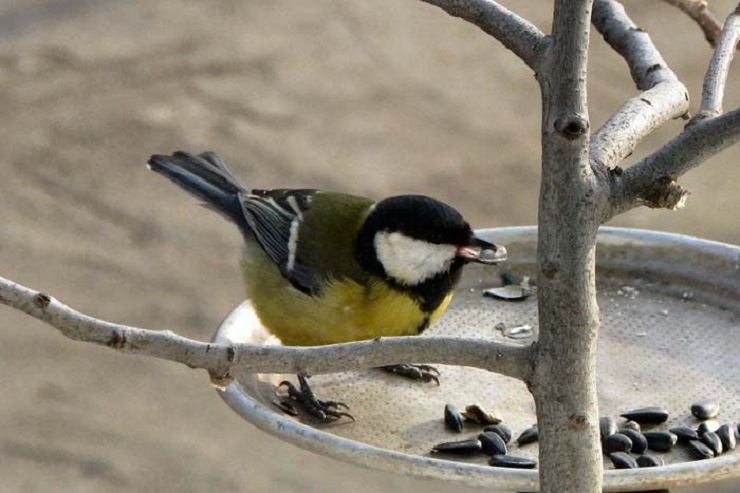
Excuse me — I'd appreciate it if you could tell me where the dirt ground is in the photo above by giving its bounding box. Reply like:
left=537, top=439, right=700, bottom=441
left=1, top=1, right=738, bottom=492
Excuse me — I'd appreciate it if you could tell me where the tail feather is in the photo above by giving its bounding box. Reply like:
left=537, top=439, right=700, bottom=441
left=147, top=151, right=249, bottom=229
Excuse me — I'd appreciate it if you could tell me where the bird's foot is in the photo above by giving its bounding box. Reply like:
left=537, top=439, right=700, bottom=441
left=276, top=374, right=355, bottom=422
left=382, top=364, right=440, bottom=385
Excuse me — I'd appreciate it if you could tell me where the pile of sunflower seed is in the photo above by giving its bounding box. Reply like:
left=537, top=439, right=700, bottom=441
left=431, top=401, right=737, bottom=470
left=601, top=401, right=737, bottom=469
left=430, top=403, right=538, bottom=469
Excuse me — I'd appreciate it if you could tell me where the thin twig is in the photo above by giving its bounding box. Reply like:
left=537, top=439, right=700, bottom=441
left=661, top=0, right=723, bottom=45
left=591, top=0, right=689, bottom=169
left=0, top=275, right=535, bottom=382
left=692, top=3, right=740, bottom=123
left=418, top=0, right=548, bottom=71
left=608, top=107, right=740, bottom=215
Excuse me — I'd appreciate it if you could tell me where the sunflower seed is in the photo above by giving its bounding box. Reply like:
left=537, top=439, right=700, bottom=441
left=489, top=455, right=537, bottom=469
left=688, top=439, right=714, bottom=460
left=717, top=424, right=736, bottom=451
left=644, top=431, right=677, bottom=452
left=701, top=431, right=723, bottom=456
left=697, top=420, right=720, bottom=436
left=609, top=452, right=638, bottom=469
left=479, top=432, right=507, bottom=456
left=516, top=425, right=539, bottom=446
left=621, top=429, right=648, bottom=454
left=691, top=400, right=720, bottom=420
left=669, top=426, right=699, bottom=442
left=600, top=416, right=617, bottom=440
left=602, top=433, right=632, bottom=454
left=636, top=454, right=664, bottom=468
left=483, top=424, right=512, bottom=444
left=444, top=404, right=464, bottom=432
left=432, top=438, right=482, bottom=455
left=620, top=407, right=669, bottom=425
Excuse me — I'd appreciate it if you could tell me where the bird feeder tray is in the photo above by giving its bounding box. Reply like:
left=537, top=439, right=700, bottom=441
left=211, top=227, right=739, bottom=492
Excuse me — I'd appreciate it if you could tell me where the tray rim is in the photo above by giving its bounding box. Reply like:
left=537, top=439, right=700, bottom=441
left=212, top=226, right=740, bottom=492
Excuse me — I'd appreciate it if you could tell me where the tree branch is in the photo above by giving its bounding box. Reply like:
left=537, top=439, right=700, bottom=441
left=534, top=1, right=603, bottom=492
left=608, top=107, right=740, bottom=215
left=692, top=3, right=740, bottom=123
left=591, top=0, right=689, bottom=169
left=418, top=0, right=548, bottom=71
left=0, top=275, right=535, bottom=383
left=661, top=0, right=724, bottom=46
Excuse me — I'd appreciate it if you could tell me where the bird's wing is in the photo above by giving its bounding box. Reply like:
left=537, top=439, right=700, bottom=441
left=241, top=188, right=321, bottom=294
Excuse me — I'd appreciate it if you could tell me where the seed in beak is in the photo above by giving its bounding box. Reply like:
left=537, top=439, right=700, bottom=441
left=457, top=244, right=507, bottom=265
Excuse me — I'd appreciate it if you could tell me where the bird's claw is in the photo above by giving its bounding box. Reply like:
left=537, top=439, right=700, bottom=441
left=276, top=375, right=355, bottom=422
left=382, top=364, right=441, bottom=385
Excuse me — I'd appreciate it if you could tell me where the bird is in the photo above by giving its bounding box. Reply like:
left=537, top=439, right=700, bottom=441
left=148, top=150, right=506, bottom=420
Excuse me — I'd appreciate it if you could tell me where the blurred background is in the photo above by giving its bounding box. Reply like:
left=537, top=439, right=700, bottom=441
left=0, top=0, right=738, bottom=492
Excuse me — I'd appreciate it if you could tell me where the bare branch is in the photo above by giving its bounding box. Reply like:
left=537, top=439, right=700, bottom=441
left=0, top=275, right=535, bottom=382
left=661, top=0, right=723, bottom=45
left=591, top=0, right=689, bottom=169
left=594, top=0, right=679, bottom=90
left=608, top=107, right=740, bottom=215
left=418, top=0, right=548, bottom=71
left=692, top=3, right=740, bottom=123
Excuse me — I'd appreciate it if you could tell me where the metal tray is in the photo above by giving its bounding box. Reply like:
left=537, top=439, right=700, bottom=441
left=211, top=227, right=739, bottom=492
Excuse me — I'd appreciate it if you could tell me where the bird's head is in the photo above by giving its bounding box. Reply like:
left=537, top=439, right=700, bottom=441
left=355, top=195, right=506, bottom=288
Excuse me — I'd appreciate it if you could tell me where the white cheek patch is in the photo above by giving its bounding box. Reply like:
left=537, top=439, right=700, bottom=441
left=374, top=231, right=457, bottom=286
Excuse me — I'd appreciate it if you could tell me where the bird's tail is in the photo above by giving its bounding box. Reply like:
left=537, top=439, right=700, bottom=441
left=147, top=151, right=249, bottom=230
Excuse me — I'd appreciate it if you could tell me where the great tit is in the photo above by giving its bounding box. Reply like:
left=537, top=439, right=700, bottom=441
left=148, top=151, right=506, bottom=419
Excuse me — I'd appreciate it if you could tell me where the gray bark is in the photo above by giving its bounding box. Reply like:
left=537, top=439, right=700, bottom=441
left=531, top=2, right=604, bottom=491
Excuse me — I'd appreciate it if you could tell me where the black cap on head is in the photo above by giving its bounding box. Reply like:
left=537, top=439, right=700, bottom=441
left=355, top=195, right=477, bottom=279
left=362, top=195, right=474, bottom=245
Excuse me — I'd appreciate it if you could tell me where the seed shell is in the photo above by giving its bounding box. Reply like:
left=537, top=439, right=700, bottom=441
left=483, top=285, right=531, bottom=301
left=502, top=324, right=534, bottom=339
left=462, top=404, right=502, bottom=425
left=621, top=420, right=642, bottom=433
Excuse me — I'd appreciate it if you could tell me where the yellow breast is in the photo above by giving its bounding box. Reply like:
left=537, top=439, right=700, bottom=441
left=242, top=248, right=453, bottom=346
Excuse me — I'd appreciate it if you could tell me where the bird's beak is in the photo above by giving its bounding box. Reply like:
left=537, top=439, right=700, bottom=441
left=456, top=236, right=507, bottom=265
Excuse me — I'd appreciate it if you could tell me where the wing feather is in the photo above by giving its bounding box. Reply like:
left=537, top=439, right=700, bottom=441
left=241, top=189, right=321, bottom=293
